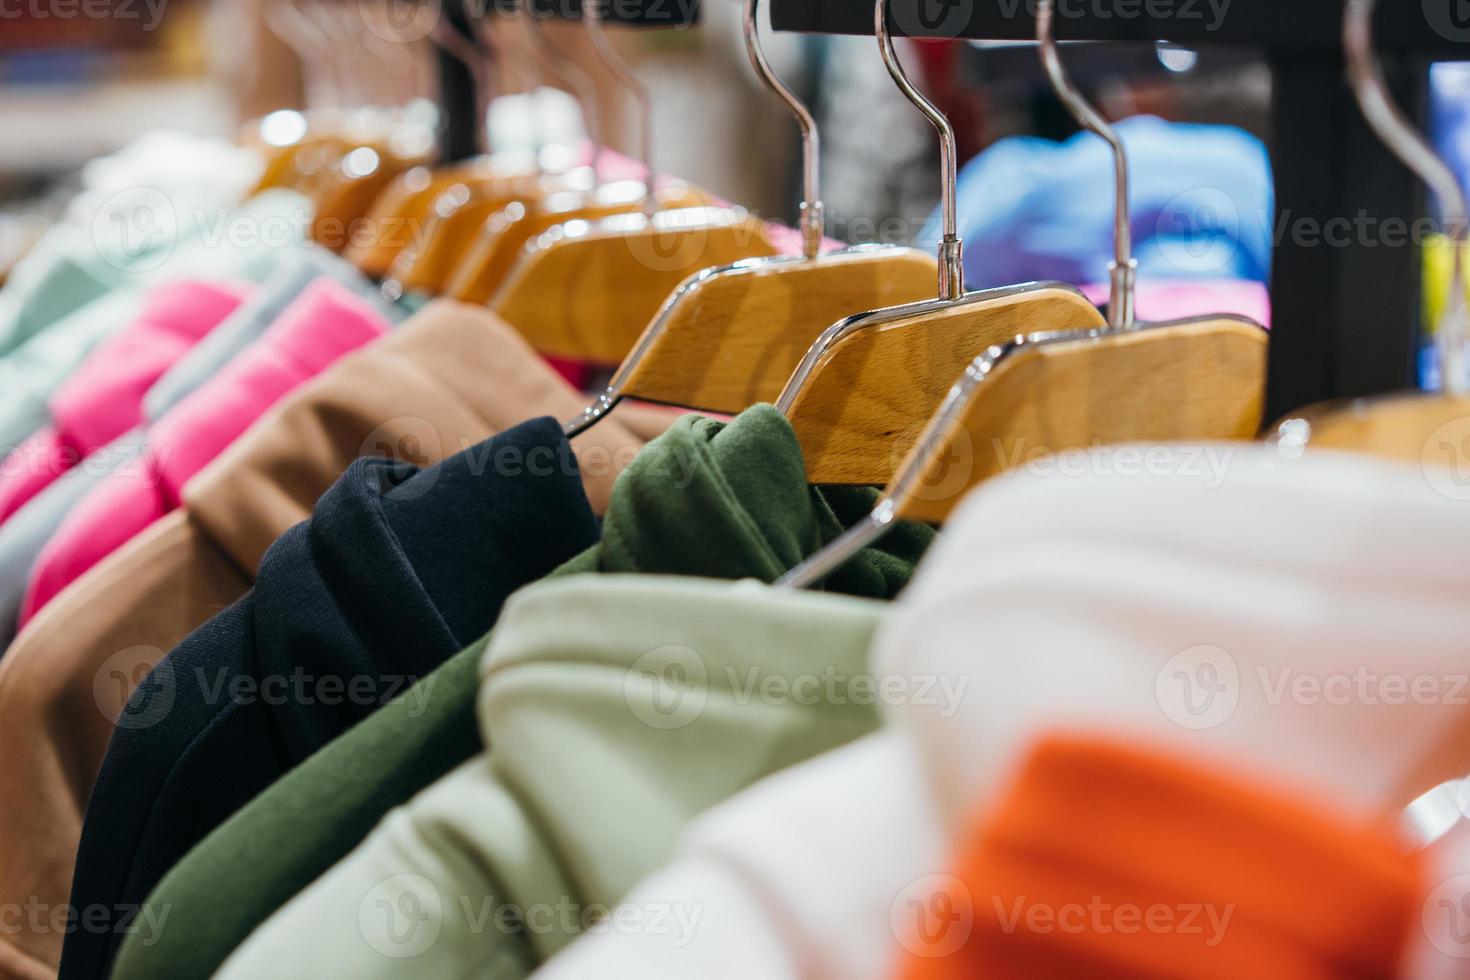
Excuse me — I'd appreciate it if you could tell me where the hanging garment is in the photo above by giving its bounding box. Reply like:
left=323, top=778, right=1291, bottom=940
left=0, top=301, right=649, bottom=980
left=0, top=435, right=146, bottom=648
left=108, top=407, right=935, bottom=980
left=213, top=576, right=890, bottom=980
left=0, top=226, right=128, bottom=361
left=0, top=189, right=317, bottom=474
left=0, top=279, right=250, bottom=524
left=18, top=278, right=390, bottom=623
left=894, top=736, right=1420, bottom=980
left=0, top=290, right=151, bottom=460
left=58, top=418, right=611, bottom=980
left=917, top=116, right=1274, bottom=288
left=140, top=246, right=410, bottom=423
left=0, top=250, right=396, bottom=650
left=1078, top=279, right=1272, bottom=329
left=523, top=442, right=1470, bottom=980
left=532, top=731, right=945, bottom=980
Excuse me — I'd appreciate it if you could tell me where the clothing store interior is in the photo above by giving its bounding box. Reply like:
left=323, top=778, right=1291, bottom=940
left=0, top=0, right=1467, bottom=977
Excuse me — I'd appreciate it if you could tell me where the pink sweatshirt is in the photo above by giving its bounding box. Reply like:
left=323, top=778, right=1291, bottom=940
left=20, top=278, right=390, bottom=623
left=0, top=280, right=250, bottom=524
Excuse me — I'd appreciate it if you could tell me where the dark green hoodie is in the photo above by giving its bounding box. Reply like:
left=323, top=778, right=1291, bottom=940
left=111, top=405, right=932, bottom=980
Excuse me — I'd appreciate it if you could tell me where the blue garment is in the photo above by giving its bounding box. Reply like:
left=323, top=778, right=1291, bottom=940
left=1432, top=62, right=1470, bottom=221
left=917, top=115, right=1274, bottom=290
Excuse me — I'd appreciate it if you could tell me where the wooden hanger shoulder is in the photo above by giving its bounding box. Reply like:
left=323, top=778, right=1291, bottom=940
left=786, top=284, right=1106, bottom=486
left=1275, top=392, right=1470, bottom=465
left=614, top=246, right=938, bottom=414
left=305, top=146, right=433, bottom=254
left=893, top=316, right=1269, bottom=523
left=438, top=182, right=709, bottom=303
left=490, top=206, right=781, bottom=364
left=344, top=159, right=513, bottom=276
left=383, top=177, right=554, bottom=298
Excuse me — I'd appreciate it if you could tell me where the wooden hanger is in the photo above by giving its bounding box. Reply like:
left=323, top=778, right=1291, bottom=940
left=1271, top=0, right=1470, bottom=461
left=769, top=0, right=1106, bottom=488
left=247, top=3, right=405, bottom=196
left=488, top=1, right=782, bottom=361
left=380, top=2, right=666, bottom=295
left=548, top=0, right=938, bottom=431
left=777, top=0, right=1268, bottom=587
left=336, top=7, right=551, bottom=271
left=409, top=179, right=706, bottom=300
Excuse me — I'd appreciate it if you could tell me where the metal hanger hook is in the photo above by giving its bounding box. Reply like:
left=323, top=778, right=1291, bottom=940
left=745, top=0, right=823, bottom=258
left=1037, top=0, right=1136, bottom=329
left=521, top=1, right=605, bottom=183
left=875, top=0, right=962, bottom=299
left=584, top=0, right=656, bottom=214
left=1345, top=0, right=1468, bottom=394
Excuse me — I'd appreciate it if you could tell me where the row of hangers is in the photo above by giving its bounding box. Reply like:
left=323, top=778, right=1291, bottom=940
left=242, top=0, right=1457, bottom=588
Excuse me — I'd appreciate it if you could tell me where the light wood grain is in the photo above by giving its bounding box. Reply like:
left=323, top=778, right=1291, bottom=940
left=490, top=206, right=781, bottom=364
left=615, top=247, right=940, bottom=414
left=436, top=183, right=709, bottom=302
left=249, top=134, right=355, bottom=194
left=343, top=160, right=528, bottom=276
left=385, top=183, right=549, bottom=297
left=304, top=147, right=432, bottom=254
left=785, top=286, right=1106, bottom=486
left=890, top=317, right=1269, bottom=523
left=1276, top=392, right=1470, bottom=464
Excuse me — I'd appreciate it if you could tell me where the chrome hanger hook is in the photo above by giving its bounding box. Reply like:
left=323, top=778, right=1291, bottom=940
left=1345, top=0, right=1468, bottom=394
left=266, top=0, right=345, bottom=110
left=745, top=0, right=822, bottom=258
left=1037, top=0, right=1136, bottom=329
left=875, top=0, right=962, bottom=299
left=585, top=0, right=656, bottom=215
left=522, top=1, right=605, bottom=184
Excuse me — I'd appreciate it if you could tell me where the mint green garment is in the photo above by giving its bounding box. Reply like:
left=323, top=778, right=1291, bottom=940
left=0, top=226, right=126, bottom=360
left=0, top=290, right=147, bottom=455
left=216, top=576, right=888, bottom=979
left=112, top=406, right=932, bottom=980
left=0, top=190, right=316, bottom=454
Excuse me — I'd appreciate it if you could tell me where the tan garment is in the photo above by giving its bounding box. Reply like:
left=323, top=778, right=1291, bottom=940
left=0, top=300, right=652, bottom=979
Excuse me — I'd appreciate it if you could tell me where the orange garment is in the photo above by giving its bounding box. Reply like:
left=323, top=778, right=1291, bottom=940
left=899, top=737, right=1421, bottom=980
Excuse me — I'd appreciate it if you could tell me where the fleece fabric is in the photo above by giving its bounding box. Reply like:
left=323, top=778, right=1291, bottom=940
left=0, top=279, right=249, bottom=523
left=111, top=406, right=934, bottom=980
left=526, top=443, right=1470, bottom=980
left=58, top=419, right=605, bottom=980
left=215, top=577, right=892, bottom=980
left=20, top=277, right=390, bottom=622
left=897, top=736, right=1421, bottom=980
left=0, top=301, right=646, bottom=980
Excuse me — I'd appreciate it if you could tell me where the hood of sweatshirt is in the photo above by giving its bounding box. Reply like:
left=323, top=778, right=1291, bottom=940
left=10, top=301, right=647, bottom=980
left=106, top=403, right=937, bottom=980
left=875, top=442, right=1470, bottom=830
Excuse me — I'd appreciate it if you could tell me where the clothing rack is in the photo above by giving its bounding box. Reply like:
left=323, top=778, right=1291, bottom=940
left=769, top=0, right=1469, bottom=419
left=437, top=0, right=701, bottom=167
